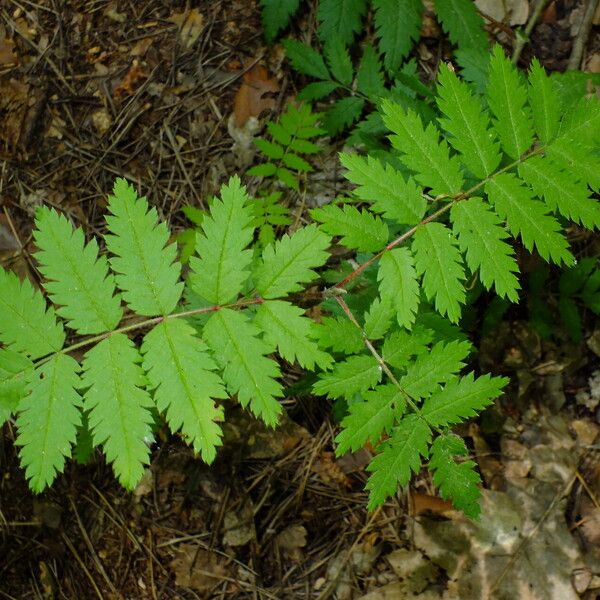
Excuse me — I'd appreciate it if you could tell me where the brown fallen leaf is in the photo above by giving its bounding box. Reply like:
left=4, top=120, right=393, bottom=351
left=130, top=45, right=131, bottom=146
left=410, top=492, right=455, bottom=517
left=114, top=60, right=147, bottom=98
left=233, top=63, right=278, bottom=127
left=169, top=9, right=205, bottom=48
left=170, top=544, right=229, bottom=591
left=0, top=37, right=17, bottom=69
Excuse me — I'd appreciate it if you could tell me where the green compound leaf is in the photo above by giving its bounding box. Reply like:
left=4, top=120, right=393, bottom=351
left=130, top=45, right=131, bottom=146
left=434, top=0, right=489, bottom=53
left=313, top=354, right=382, bottom=400
left=340, top=153, right=426, bottom=225
left=254, top=223, right=330, bottom=298
left=82, top=334, right=153, bottom=490
left=400, top=340, right=472, bottom=399
left=336, top=384, right=405, bottom=454
left=429, top=433, right=483, bottom=518
left=545, top=140, right=600, bottom=192
left=382, top=100, right=464, bottom=196
left=363, top=296, right=395, bottom=340
left=311, top=204, right=388, bottom=252
left=373, top=0, right=423, bottom=74
left=382, top=327, right=433, bottom=369
left=366, top=414, right=431, bottom=509
left=436, top=63, right=501, bottom=179
left=255, top=300, right=333, bottom=370
left=189, top=176, right=255, bottom=304
left=315, top=316, right=365, bottom=354
left=283, top=39, right=330, bottom=80
left=142, top=319, right=227, bottom=464
left=105, top=178, right=183, bottom=316
left=254, top=139, right=284, bottom=159
left=282, top=153, right=313, bottom=172
left=357, top=44, right=386, bottom=98
left=451, top=198, right=520, bottom=301
left=485, top=172, right=574, bottom=266
left=317, top=0, right=368, bottom=45
left=323, top=96, right=366, bottom=135
left=260, top=0, right=301, bottom=43
left=486, top=45, right=534, bottom=159
left=203, top=308, right=283, bottom=427
left=298, top=81, right=341, bottom=101
left=0, top=349, right=33, bottom=426
left=413, top=223, right=466, bottom=323
left=378, top=247, right=420, bottom=329
left=527, top=58, right=560, bottom=145
left=324, top=35, right=353, bottom=85
left=0, top=268, right=65, bottom=359
left=422, top=372, right=508, bottom=427
left=16, top=353, right=82, bottom=493
left=34, top=207, right=122, bottom=334
left=518, top=156, right=600, bottom=230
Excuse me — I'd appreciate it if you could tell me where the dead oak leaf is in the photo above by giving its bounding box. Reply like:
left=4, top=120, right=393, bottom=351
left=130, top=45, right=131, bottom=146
left=233, top=63, right=278, bottom=127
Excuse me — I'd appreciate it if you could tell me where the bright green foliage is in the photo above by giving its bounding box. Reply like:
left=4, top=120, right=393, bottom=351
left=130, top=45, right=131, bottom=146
left=528, top=59, right=560, bottom=145
left=436, top=64, right=501, bottom=179
left=451, top=198, right=520, bottom=301
left=366, top=415, right=431, bottom=510
left=0, top=269, right=65, bottom=359
left=429, top=433, right=482, bottom=518
left=260, top=0, right=301, bottom=42
left=413, top=223, right=466, bottom=323
left=16, top=354, right=82, bottom=492
left=487, top=45, right=534, bottom=159
left=317, top=0, right=368, bottom=45
left=311, top=204, right=388, bottom=252
left=378, top=248, right=420, bottom=329
left=252, top=191, right=293, bottom=247
left=189, top=177, right=255, bottom=304
left=382, top=100, right=464, bottom=196
left=518, top=157, right=600, bottom=230
left=363, top=297, right=394, bottom=340
left=485, top=173, right=573, bottom=266
left=0, top=349, right=32, bottom=426
left=313, top=354, right=381, bottom=399
left=422, top=373, right=507, bottom=427
left=34, top=207, right=122, bottom=334
left=82, top=334, right=153, bottom=489
left=373, top=0, right=423, bottom=73
left=0, top=176, right=338, bottom=496
left=203, top=309, right=283, bottom=426
left=248, top=103, right=325, bottom=190
left=106, top=179, right=183, bottom=316
left=142, top=319, right=227, bottom=463
left=315, top=316, right=365, bottom=354
left=336, top=384, right=404, bottom=453
left=254, top=224, right=330, bottom=298
left=255, top=300, right=333, bottom=370
left=340, top=153, right=426, bottom=225
left=381, top=327, right=432, bottom=369
left=399, top=340, right=471, bottom=399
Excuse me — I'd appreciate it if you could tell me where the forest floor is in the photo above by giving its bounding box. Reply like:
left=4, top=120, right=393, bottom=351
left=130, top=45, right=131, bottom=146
left=1, top=1, right=600, bottom=599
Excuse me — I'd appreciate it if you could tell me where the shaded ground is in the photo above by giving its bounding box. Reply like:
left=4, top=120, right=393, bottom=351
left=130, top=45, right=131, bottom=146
left=1, top=1, right=600, bottom=598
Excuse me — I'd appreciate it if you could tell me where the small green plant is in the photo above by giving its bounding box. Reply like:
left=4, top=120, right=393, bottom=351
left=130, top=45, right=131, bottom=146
left=1, top=46, right=599, bottom=519
left=261, top=0, right=488, bottom=76
left=248, top=102, right=325, bottom=189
